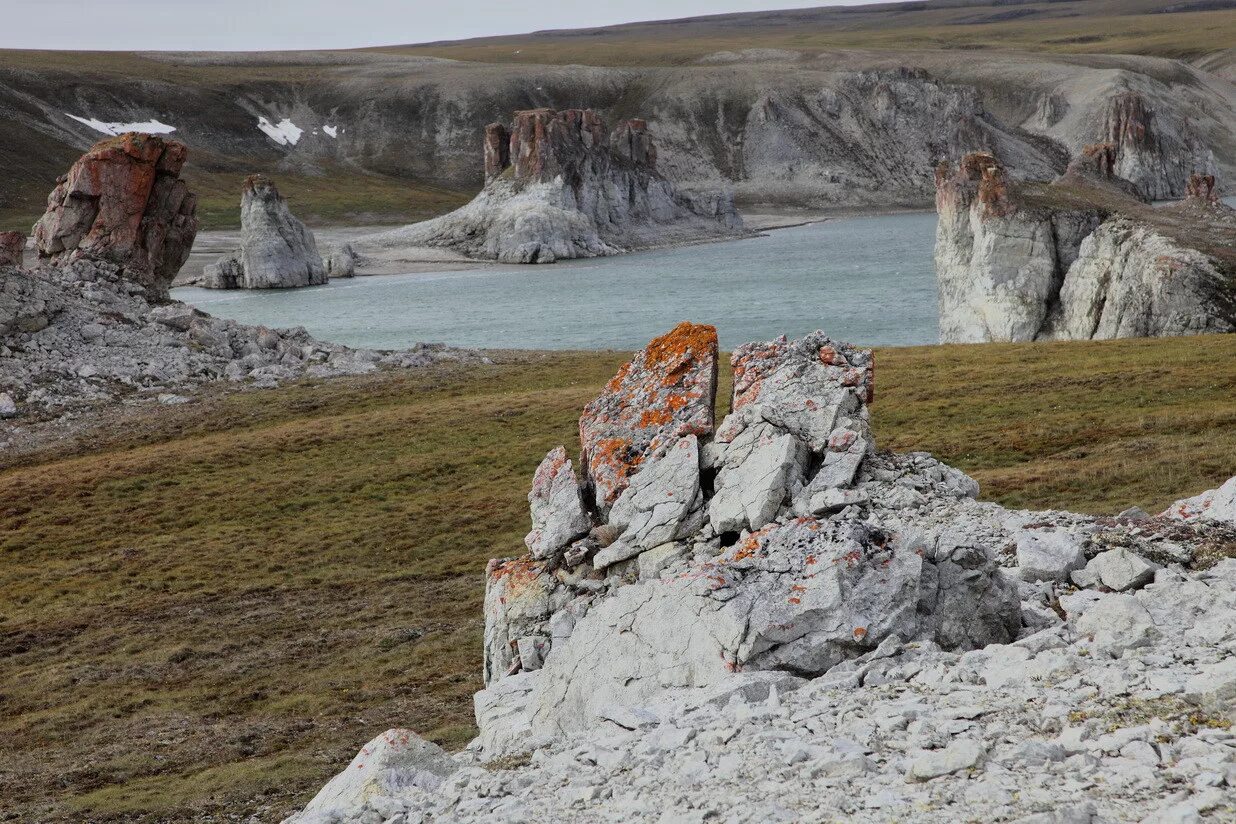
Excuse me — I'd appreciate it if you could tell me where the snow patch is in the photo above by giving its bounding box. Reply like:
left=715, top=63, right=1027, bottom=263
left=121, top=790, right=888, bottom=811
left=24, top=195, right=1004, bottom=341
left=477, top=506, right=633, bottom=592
left=65, top=114, right=177, bottom=136
left=257, top=117, right=303, bottom=146
left=322, top=125, right=338, bottom=138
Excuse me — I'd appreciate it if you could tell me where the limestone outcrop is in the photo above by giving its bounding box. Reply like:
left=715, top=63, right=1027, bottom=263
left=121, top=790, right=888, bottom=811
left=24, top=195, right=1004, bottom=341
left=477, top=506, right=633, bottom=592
left=1100, top=91, right=1217, bottom=202
left=196, top=175, right=327, bottom=289
left=355, top=109, right=745, bottom=264
left=0, top=257, right=483, bottom=425
left=31, top=133, right=199, bottom=300
left=287, top=324, right=1236, bottom=824
left=935, top=152, right=1236, bottom=343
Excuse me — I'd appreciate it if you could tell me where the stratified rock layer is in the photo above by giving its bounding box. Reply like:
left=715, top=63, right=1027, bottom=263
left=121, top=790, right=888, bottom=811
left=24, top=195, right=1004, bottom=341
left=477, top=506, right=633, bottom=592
left=198, top=175, right=327, bottom=289
left=355, top=109, right=744, bottom=264
left=32, top=133, right=198, bottom=299
left=935, top=151, right=1235, bottom=343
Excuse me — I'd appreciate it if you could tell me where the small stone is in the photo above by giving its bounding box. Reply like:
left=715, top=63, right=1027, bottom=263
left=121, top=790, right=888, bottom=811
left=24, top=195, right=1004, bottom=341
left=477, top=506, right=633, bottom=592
left=905, top=739, right=984, bottom=782
left=1015, top=528, right=1086, bottom=583
left=1072, top=548, right=1159, bottom=591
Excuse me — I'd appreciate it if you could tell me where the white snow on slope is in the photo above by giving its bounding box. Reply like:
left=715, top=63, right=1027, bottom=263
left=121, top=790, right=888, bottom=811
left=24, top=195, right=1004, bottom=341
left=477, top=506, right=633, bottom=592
left=65, top=114, right=177, bottom=136
left=322, top=125, right=338, bottom=138
left=257, top=117, right=303, bottom=146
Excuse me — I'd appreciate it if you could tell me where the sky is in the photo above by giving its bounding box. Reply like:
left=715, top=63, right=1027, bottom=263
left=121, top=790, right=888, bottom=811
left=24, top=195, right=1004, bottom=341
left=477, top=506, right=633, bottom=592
left=1, top=0, right=888, bottom=51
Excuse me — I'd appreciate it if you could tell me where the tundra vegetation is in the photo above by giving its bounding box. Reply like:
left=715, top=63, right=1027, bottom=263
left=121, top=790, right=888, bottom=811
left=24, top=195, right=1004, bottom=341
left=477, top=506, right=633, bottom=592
left=3, top=337, right=1236, bottom=821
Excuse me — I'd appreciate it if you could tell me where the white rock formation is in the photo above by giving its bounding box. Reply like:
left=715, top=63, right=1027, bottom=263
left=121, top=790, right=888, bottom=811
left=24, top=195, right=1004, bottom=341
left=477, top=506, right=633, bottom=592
left=288, top=323, right=1236, bottom=824
left=355, top=109, right=744, bottom=264
left=935, top=152, right=1236, bottom=343
left=197, top=175, right=327, bottom=289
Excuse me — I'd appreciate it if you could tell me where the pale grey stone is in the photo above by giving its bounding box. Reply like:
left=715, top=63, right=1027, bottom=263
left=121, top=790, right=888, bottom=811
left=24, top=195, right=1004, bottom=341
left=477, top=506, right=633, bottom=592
left=524, top=446, right=591, bottom=563
left=1073, top=548, right=1159, bottom=592
left=905, top=739, right=984, bottom=781
left=1015, top=528, right=1086, bottom=583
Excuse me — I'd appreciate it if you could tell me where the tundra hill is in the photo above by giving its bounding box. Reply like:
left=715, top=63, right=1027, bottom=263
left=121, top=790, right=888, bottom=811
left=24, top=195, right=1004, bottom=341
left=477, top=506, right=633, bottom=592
left=387, top=0, right=1236, bottom=64
left=1, top=0, right=1235, bottom=230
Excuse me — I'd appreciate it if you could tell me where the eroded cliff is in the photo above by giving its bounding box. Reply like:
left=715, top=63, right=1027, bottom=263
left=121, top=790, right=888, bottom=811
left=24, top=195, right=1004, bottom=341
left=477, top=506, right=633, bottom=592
left=935, top=151, right=1236, bottom=343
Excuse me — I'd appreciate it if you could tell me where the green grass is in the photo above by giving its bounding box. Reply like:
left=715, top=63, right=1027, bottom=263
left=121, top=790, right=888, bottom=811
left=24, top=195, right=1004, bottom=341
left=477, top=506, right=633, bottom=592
left=3, top=336, right=1236, bottom=820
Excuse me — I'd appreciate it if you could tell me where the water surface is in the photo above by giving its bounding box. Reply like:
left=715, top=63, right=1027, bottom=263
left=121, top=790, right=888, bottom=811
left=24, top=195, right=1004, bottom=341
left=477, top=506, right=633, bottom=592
left=175, top=213, right=939, bottom=351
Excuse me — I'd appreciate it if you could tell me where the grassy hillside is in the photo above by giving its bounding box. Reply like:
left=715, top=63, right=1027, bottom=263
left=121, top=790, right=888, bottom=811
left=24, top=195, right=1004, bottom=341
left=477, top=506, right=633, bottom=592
left=3, top=335, right=1236, bottom=821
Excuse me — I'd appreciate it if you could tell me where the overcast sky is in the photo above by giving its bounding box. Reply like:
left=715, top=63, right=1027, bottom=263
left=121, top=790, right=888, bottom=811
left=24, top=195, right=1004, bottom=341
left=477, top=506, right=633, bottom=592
left=2, top=0, right=887, bottom=51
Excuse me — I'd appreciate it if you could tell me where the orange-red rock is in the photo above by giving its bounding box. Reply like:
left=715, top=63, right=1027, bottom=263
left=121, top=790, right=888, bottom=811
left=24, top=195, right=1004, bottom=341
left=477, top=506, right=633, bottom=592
left=32, top=132, right=198, bottom=299
left=579, top=322, right=718, bottom=512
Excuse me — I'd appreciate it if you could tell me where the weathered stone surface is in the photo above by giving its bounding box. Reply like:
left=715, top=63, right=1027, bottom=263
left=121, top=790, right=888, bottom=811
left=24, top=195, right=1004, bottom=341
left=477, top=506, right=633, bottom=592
left=482, top=557, right=565, bottom=686
left=284, top=729, right=456, bottom=823
left=1100, top=91, right=1217, bottom=201
left=525, top=446, right=591, bottom=563
left=935, top=151, right=1234, bottom=343
left=197, top=175, right=326, bottom=289
left=32, top=133, right=198, bottom=299
left=1015, top=527, right=1086, bottom=583
left=0, top=232, right=24, bottom=267
left=709, top=423, right=806, bottom=533
left=355, top=109, right=744, bottom=265
left=1072, top=548, right=1159, bottom=592
left=1166, top=476, right=1236, bottom=526
left=599, top=435, right=703, bottom=566
left=532, top=518, right=1020, bottom=735
left=719, top=331, right=874, bottom=452
left=905, top=739, right=985, bottom=782
left=322, top=243, right=356, bottom=278
left=1185, top=173, right=1220, bottom=206
left=578, top=321, right=717, bottom=513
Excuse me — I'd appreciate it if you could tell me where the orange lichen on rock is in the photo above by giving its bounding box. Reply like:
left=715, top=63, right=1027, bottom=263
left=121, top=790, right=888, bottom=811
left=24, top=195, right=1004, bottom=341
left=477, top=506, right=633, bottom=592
left=579, top=322, right=718, bottom=510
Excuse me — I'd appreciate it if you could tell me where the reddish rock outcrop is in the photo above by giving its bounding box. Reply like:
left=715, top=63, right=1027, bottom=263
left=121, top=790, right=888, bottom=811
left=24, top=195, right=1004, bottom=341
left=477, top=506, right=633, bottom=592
left=508, top=108, right=612, bottom=182
left=578, top=321, right=718, bottom=512
left=1104, top=93, right=1154, bottom=153
left=32, top=133, right=198, bottom=299
left=1066, top=143, right=1118, bottom=181
left=1185, top=173, right=1220, bottom=206
left=935, top=152, right=1013, bottom=221
left=484, top=123, right=511, bottom=178
left=0, top=231, right=24, bottom=267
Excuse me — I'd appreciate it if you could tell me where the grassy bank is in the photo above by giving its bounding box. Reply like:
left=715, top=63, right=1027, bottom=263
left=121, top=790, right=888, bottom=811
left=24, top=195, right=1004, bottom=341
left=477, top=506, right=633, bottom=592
left=3, top=335, right=1236, bottom=821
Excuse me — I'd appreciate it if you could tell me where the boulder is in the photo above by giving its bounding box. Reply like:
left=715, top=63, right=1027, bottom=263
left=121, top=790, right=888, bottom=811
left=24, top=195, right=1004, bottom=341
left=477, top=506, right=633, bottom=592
left=0, top=231, right=24, bottom=267
left=598, top=435, right=703, bottom=566
left=1165, top=476, right=1236, bottom=525
left=1071, top=548, right=1159, bottom=592
left=32, top=132, right=198, bottom=299
left=1014, top=527, right=1086, bottom=583
left=578, top=321, right=718, bottom=513
left=198, top=175, right=327, bottom=289
left=283, top=729, right=456, bottom=823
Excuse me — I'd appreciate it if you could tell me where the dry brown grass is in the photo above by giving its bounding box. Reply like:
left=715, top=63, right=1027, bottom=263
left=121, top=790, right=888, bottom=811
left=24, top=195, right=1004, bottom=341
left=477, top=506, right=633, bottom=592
left=2, top=334, right=1236, bottom=820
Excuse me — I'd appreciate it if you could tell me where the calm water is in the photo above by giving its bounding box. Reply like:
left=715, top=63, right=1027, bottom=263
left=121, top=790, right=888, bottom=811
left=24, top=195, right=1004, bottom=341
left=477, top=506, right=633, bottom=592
left=175, top=214, right=939, bottom=351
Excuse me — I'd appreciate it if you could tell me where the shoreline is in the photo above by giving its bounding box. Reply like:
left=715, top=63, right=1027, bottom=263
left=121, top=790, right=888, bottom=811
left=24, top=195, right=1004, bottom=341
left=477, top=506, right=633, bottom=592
left=174, top=206, right=926, bottom=283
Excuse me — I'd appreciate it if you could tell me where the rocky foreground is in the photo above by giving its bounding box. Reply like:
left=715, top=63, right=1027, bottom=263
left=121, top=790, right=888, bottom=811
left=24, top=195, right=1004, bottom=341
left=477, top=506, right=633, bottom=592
left=287, top=324, right=1236, bottom=824
left=355, top=109, right=744, bottom=265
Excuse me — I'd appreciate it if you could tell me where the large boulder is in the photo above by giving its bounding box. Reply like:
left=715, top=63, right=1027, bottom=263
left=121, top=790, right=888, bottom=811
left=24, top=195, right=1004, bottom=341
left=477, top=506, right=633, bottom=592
left=198, top=175, right=326, bottom=289
left=1166, top=475, right=1236, bottom=526
left=282, top=729, right=456, bottom=824
left=31, top=132, right=198, bottom=299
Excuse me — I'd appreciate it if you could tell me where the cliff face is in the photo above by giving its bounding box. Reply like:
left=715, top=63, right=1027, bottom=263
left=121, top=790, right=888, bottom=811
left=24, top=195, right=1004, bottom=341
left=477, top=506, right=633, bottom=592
left=5, top=49, right=1230, bottom=216
left=30, top=133, right=198, bottom=300
left=196, top=175, right=327, bottom=289
left=935, top=154, right=1235, bottom=343
left=359, top=108, right=744, bottom=264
